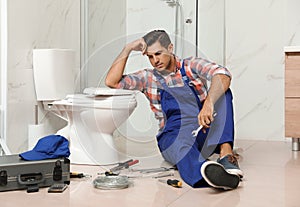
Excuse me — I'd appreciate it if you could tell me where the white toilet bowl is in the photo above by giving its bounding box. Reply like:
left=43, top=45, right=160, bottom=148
left=32, top=49, right=137, bottom=165
left=44, top=88, right=137, bottom=165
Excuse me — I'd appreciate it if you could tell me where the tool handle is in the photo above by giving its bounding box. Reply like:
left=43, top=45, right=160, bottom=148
left=125, top=159, right=139, bottom=168
left=110, top=159, right=139, bottom=172
left=70, top=172, right=84, bottom=178
left=167, top=179, right=182, bottom=188
left=105, top=171, right=119, bottom=176
left=119, top=159, right=133, bottom=166
left=109, top=159, right=133, bottom=171
left=17, top=172, right=45, bottom=185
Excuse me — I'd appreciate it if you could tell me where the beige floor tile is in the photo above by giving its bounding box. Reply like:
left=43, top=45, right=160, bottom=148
left=1, top=140, right=300, bottom=207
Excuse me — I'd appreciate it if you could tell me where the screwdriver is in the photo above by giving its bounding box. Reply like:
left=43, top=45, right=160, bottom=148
left=158, top=179, right=182, bottom=188
left=70, top=172, right=91, bottom=178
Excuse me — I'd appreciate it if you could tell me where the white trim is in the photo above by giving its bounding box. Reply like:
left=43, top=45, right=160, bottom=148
left=284, top=46, right=300, bottom=53
left=0, top=0, right=10, bottom=155
left=80, top=0, right=88, bottom=91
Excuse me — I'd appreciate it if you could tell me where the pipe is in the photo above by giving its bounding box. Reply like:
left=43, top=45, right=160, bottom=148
left=164, top=0, right=184, bottom=57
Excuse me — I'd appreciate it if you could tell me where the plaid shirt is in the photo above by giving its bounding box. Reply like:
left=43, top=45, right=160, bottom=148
left=116, top=56, right=231, bottom=129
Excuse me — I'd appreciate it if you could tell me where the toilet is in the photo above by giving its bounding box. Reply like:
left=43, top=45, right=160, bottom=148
left=32, top=49, right=137, bottom=165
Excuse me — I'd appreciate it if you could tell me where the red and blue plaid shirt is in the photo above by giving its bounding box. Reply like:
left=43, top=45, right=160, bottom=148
left=116, top=56, right=231, bottom=129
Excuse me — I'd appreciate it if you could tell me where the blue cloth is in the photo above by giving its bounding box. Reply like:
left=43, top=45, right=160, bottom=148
left=19, top=135, right=70, bottom=161
left=154, top=62, right=234, bottom=187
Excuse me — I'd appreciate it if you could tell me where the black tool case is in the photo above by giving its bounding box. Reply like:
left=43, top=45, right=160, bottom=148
left=0, top=154, right=70, bottom=192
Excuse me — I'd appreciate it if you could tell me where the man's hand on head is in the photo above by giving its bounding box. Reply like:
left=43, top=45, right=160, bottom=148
left=127, top=38, right=147, bottom=55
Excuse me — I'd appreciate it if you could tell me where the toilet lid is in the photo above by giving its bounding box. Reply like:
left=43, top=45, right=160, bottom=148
left=66, top=93, right=134, bottom=102
left=51, top=93, right=136, bottom=109
left=49, top=87, right=137, bottom=108
left=83, top=87, right=135, bottom=96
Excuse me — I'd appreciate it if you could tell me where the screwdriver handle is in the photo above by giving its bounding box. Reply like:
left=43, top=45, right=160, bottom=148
left=110, top=159, right=135, bottom=172
left=166, top=179, right=182, bottom=188
left=167, top=179, right=182, bottom=188
left=125, top=160, right=139, bottom=168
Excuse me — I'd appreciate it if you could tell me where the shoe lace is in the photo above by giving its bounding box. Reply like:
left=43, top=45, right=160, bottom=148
left=227, top=154, right=239, bottom=166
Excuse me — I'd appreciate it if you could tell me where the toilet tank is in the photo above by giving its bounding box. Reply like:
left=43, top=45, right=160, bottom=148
left=33, top=49, right=76, bottom=101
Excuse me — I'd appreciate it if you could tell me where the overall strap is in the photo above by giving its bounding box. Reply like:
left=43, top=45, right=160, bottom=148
left=153, top=61, right=202, bottom=109
left=180, top=60, right=202, bottom=109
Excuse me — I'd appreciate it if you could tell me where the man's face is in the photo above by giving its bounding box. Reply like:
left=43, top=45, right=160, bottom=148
left=145, top=41, right=174, bottom=72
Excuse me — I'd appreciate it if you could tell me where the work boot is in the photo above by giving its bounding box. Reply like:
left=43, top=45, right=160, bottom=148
left=217, top=154, right=244, bottom=178
left=200, top=161, right=240, bottom=190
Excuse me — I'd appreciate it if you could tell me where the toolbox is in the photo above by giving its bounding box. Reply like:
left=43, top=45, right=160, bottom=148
left=0, top=154, right=70, bottom=192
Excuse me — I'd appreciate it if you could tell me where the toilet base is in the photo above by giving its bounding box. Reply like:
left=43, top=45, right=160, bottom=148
left=56, top=125, right=120, bottom=165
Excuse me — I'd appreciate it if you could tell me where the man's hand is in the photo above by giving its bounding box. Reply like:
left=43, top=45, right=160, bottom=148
left=197, top=74, right=230, bottom=133
left=105, top=38, right=147, bottom=88
left=198, top=98, right=215, bottom=133
left=127, top=38, right=147, bottom=55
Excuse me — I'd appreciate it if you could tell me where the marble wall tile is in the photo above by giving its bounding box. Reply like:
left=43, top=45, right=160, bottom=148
left=6, top=0, right=80, bottom=152
left=226, top=0, right=285, bottom=140
left=84, top=0, right=126, bottom=88
left=284, top=0, right=300, bottom=45
left=7, top=69, right=37, bottom=152
left=8, top=0, right=80, bottom=70
left=198, top=0, right=225, bottom=64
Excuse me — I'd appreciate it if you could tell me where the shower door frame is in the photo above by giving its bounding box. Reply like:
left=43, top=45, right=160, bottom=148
left=0, top=0, right=10, bottom=155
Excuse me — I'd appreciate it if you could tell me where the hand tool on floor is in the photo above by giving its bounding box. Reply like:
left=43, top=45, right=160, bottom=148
left=131, top=166, right=176, bottom=174
left=152, top=171, right=175, bottom=178
left=70, top=172, right=85, bottom=178
left=191, top=112, right=217, bottom=137
left=158, top=179, right=182, bottom=188
left=70, top=172, right=92, bottom=178
left=111, top=159, right=139, bottom=171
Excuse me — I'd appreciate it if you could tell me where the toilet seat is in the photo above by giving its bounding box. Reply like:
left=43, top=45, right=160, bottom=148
left=48, top=88, right=137, bottom=109
left=83, top=87, right=135, bottom=96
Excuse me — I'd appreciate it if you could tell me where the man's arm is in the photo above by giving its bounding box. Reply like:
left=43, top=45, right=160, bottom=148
left=105, top=38, right=147, bottom=88
left=198, top=74, right=231, bottom=130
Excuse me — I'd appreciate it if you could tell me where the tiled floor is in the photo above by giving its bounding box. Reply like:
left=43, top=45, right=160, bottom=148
left=1, top=139, right=300, bottom=207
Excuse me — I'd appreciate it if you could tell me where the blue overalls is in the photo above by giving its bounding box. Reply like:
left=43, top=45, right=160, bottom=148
left=154, top=61, right=234, bottom=187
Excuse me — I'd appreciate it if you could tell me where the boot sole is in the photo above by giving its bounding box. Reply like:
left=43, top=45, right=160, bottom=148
left=201, top=161, right=240, bottom=190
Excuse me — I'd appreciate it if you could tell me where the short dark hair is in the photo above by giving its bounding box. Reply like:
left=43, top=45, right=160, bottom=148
left=142, top=30, right=171, bottom=49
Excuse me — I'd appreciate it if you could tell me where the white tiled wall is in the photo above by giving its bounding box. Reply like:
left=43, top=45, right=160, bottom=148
left=6, top=0, right=80, bottom=152
left=285, top=0, right=300, bottom=45
left=4, top=0, right=126, bottom=153
left=226, top=0, right=286, bottom=140
left=227, top=0, right=300, bottom=140
left=84, top=0, right=126, bottom=88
